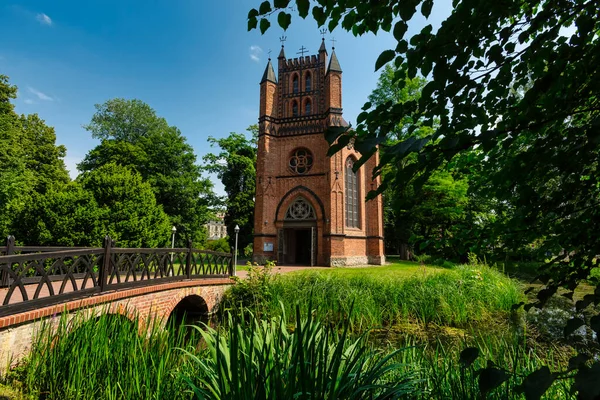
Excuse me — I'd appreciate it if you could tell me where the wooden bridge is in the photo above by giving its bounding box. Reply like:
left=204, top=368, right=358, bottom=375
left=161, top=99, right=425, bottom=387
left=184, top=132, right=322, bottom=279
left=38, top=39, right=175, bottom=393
left=0, top=235, right=234, bottom=367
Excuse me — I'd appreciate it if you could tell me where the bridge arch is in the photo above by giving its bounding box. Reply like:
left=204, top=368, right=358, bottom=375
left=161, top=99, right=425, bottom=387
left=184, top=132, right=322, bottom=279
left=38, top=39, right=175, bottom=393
left=166, top=294, right=210, bottom=327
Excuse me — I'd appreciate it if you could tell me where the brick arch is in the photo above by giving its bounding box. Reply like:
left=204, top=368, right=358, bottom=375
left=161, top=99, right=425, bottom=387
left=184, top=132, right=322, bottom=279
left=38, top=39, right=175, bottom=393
left=275, top=186, right=326, bottom=223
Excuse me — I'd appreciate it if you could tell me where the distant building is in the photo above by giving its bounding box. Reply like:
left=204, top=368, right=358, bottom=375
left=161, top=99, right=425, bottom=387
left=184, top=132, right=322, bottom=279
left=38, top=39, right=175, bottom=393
left=206, top=213, right=227, bottom=240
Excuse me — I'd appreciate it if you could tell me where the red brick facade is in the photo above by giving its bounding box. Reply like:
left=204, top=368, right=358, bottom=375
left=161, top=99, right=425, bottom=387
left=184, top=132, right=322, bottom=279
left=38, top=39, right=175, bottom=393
left=253, top=41, right=385, bottom=266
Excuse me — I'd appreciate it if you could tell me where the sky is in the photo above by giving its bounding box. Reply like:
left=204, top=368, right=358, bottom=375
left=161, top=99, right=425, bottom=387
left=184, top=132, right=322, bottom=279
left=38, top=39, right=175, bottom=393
left=0, top=1, right=451, bottom=195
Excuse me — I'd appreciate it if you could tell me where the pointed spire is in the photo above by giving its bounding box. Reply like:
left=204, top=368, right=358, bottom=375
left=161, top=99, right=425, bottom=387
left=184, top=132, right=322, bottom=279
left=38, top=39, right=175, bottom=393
left=328, top=49, right=342, bottom=73
left=261, top=59, right=277, bottom=84
left=278, top=45, right=286, bottom=59
left=319, top=38, right=327, bottom=53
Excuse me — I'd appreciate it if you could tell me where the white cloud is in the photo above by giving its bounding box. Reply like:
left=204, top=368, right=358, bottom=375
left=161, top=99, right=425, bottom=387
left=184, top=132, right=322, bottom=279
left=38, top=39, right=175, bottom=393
left=27, top=86, right=54, bottom=101
left=36, top=13, right=52, bottom=26
left=249, top=45, right=263, bottom=62
left=24, top=99, right=35, bottom=105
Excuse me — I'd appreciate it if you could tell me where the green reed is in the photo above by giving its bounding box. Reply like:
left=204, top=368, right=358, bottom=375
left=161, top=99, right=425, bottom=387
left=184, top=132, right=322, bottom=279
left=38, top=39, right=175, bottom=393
left=17, top=310, right=197, bottom=400
left=223, top=263, right=523, bottom=330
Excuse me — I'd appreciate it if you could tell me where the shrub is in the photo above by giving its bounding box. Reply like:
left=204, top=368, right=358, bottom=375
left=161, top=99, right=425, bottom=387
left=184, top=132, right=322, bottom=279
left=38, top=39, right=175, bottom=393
left=205, top=237, right=230, bottom=253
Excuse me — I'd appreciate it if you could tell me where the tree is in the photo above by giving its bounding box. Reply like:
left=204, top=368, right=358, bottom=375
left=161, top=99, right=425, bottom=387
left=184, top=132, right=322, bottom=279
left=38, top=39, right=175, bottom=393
left=19, top=113, right=69, bottom=193
left=202, top=125, right=257, bottom=252
left=79, top=99, right=215, bottom=246
left=0, top=75, right=70, bottom=239
left=13, top=182, right=105, bottom=247
left=77, top=163, right=172, bottom=248
left=250, top=1, right=600, bottom=395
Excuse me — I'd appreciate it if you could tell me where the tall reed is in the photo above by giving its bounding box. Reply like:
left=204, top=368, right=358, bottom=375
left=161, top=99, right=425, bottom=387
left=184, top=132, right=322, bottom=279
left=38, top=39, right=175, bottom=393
left=182, top=305, right=418, bottom=399
left=223, top=264, right=523, bottom=329
left=19, top=310, right=196, bottom=400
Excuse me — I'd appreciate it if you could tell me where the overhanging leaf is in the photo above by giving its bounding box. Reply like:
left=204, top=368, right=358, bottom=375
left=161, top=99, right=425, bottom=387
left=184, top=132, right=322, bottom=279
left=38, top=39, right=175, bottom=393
left=459, top=347, right=479, bottom=368
left=296, top=0, right=310, bottom=18
left=375, top=50, right=395, bottom=72
left=478, top=367, right=509, bottom=395
left=564, top=317, right=585, bottom=337
left=515, top=366, right=556, bottom=400
left=278, top=11, right=292, bottom=30
left=259, top=18, right=271, bottom=34
left=259, top=1, right=272, bottom=15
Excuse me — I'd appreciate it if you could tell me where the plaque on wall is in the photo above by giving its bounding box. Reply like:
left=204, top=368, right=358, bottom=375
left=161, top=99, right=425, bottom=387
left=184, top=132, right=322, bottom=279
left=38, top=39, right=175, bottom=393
left=263, top=242, right=274, bottom=252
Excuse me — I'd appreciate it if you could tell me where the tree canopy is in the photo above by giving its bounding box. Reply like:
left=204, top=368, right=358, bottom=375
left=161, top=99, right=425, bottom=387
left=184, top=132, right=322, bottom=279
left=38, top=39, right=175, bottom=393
left=249, top=0, right=600, bottom=292
left=249, top=1, right=600, bottom=394
left=203, top=125, right=258, bottom=252
left=0, top=75, right=70, bottom=240
left=79, top=98, right=216, bottom=246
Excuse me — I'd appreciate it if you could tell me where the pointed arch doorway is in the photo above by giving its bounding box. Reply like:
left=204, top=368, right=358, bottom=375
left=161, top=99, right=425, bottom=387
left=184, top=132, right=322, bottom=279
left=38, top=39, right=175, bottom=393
left=278, top=197, right=317, bottom=266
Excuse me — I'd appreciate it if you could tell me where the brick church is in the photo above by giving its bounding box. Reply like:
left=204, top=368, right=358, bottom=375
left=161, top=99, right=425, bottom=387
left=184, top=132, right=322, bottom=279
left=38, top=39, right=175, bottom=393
left=252, top=39, right=385, bottom=266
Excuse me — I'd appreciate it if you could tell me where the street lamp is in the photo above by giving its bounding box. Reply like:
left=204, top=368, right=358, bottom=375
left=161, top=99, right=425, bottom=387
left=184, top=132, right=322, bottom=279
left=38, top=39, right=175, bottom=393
left=233, top=225, right=240, bottom=275
left=170, top=226, right=176, bottom=265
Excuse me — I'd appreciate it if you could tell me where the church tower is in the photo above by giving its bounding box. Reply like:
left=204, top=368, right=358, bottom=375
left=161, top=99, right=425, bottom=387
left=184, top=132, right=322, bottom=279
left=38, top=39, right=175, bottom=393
left=253, top=40, right=385, bottom=266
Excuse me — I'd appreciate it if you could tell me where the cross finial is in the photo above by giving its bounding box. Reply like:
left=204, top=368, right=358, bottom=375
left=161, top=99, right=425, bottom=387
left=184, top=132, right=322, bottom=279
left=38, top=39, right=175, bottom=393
left=279, top=35, right=287, bottom=46
left=330, top=37, right=337, bottom=49
left=297, top=46, right=308, bottom=57
left=268, top=49, right=272, bottom=60
left=320, top=28, right=327, bottom=40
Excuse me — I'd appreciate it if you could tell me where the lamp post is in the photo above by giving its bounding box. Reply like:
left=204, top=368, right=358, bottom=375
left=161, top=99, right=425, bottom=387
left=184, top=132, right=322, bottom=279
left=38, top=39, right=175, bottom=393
left=170, top=226, right=176, bottom=265
left=233, top=225, right=240, bottom=275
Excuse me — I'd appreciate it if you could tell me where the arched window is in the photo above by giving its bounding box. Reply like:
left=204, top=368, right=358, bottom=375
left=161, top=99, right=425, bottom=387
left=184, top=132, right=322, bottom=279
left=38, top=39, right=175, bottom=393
left=305, top=99, right=311, bottom=115
left=345, top=157, right=360, bottom=228
left=292, top=100, right=299, bottom=117
left=293, top=74, right=299, bottom=94
left=305, top=72, right=312, bottom=91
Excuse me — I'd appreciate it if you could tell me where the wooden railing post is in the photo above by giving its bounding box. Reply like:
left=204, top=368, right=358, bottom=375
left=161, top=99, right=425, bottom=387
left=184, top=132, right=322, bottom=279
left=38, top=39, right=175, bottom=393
left=186, top=240, right=193, bottom=279
left=1, top=236, right=15, bottom=287
left=100, top=235, right=112, bottom=292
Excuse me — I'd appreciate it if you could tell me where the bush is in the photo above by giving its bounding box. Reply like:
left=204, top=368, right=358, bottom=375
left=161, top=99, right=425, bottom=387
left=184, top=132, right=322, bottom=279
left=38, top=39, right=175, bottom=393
left=243, top=243, right=253, bottom=258
left=205, top=237, right=230, bottom=253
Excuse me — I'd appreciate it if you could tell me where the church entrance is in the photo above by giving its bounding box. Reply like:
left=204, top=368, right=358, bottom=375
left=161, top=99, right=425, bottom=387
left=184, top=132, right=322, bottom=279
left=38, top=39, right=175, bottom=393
left=278, top=197, right=318, bottom=266
left=280, top=227, right=316, bottom=265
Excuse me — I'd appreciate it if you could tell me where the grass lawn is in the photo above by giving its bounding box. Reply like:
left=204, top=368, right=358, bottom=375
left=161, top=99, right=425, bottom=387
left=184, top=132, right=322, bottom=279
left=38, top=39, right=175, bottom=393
left=285, top=260, right=448, bottom=278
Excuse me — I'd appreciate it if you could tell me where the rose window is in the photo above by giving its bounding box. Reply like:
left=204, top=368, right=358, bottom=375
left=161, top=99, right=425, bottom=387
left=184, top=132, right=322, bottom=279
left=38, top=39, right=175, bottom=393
left=289, top=148, right=314, bottom=174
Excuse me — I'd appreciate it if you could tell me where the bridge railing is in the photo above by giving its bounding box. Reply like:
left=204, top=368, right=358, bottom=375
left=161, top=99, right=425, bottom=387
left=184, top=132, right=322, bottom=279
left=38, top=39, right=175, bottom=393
left=0, top=235, right=233, bottom=317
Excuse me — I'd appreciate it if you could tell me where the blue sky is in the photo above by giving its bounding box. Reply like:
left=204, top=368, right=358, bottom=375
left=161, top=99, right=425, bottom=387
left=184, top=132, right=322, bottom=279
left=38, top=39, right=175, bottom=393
left=0, top=1, right=450, bottom=194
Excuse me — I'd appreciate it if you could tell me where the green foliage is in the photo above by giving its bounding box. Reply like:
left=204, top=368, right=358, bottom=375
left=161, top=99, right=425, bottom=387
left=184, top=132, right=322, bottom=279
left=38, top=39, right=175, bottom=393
left=205, top=237, right=230, bottom=253
left=15, top=311, right=195, bottom=399
left=79, top=98, right=215, bottom=246
left=12, top=182, right=105, bottom=247
left=183, top=307, right=417, bottom=399
left=243, top=243, right=253, bottom=258
left=0, top=75, right=70, bottom=241
left=78, top=163, right=172, bottom=247
left=221, top=263, right=274, bottom=317
left=249, top=4, right=600, bottom=394
left=203, top=126, right=257, bottom=251
left=226, top=262, right=522, bottom=329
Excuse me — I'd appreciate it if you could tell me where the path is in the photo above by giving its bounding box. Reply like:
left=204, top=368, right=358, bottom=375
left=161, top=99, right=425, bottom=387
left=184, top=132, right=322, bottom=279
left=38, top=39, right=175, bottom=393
left=235, top=265, right=329, bottom=279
